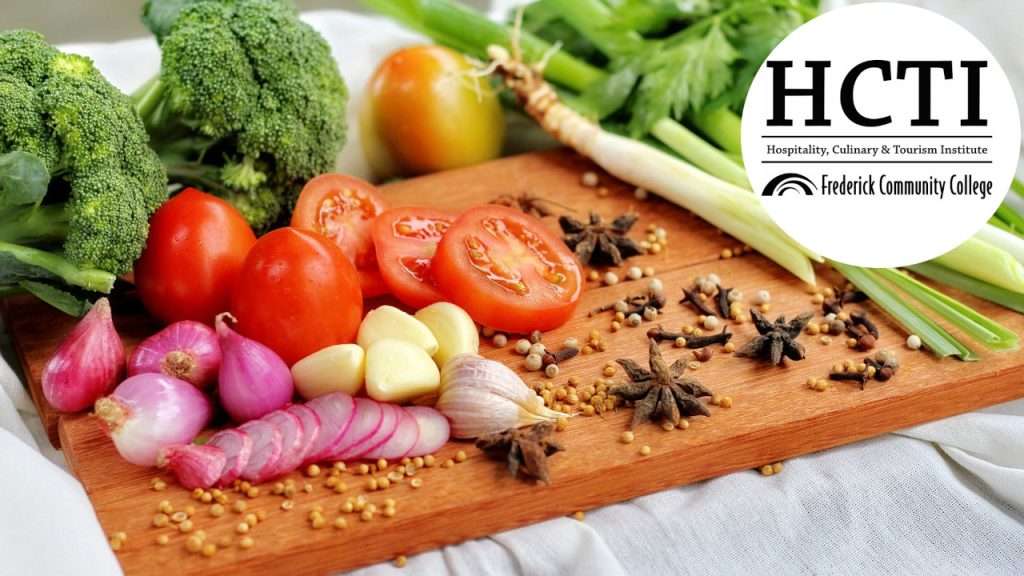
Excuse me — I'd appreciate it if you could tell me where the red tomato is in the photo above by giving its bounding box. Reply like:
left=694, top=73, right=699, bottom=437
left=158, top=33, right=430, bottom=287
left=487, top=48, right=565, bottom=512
left=291, top=174, right=388, bottom=297
left=230, top=228, right=363, bottom=365
left=135, top=188, right=256, bottom=325
left=432, top=205, right=582, bottom=333
left=372, top=207, right=454, bottom=309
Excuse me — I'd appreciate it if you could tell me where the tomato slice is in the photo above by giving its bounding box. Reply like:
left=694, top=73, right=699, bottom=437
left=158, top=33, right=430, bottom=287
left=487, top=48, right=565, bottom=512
left=359, top=260, right=391, bottom=299
left=432, top=205, right=582, bottom=333
left=373, top=207, right=454, bottom=309
left=291, top=174, right=389, bottom=297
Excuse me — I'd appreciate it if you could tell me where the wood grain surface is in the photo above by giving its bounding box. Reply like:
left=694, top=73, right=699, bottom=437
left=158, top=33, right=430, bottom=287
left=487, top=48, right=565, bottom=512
left=5, top=150, right=1024, bottom=575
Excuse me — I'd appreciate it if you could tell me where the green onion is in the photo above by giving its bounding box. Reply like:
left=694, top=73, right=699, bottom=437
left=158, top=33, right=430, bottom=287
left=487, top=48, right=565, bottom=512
left=876, top=268, right=1017, bottom=350
left=932, top=237, right=1024, bottom=294
left=831, top=262, right=977, bottom=360
left=908, top=261, right=1024, bottom=314
left=650, top=118, right=750, bottom=189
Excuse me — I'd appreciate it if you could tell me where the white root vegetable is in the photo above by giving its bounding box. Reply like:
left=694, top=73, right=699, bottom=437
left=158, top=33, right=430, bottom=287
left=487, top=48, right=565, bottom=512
left=484, top=45, right=818, bottom=285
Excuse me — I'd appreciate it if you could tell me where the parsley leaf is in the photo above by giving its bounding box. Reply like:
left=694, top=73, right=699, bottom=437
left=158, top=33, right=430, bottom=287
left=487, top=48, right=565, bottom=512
left=627, top=21, right=738, bottom=136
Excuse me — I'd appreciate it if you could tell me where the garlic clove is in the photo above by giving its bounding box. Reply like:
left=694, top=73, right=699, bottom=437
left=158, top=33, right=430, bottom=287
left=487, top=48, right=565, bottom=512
left=291, top=344, right=365, bottom=399
left=436, top=354, right=569, bottom=438
left=414, top=302, right=479, bottom=367
left=358, top=305, right=439, bottom=356
left=365, top=339, right=441, bottom=403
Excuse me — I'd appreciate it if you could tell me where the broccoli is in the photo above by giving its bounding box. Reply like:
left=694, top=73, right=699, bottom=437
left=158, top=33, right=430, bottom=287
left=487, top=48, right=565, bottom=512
left=134, top=0, right=349, bottom=230
left=0, top=30, right=168, bottom=314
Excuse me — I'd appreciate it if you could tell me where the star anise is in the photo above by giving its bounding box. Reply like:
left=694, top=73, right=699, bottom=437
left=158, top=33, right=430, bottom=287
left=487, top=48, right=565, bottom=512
left=736, top=309, right=814, bottom=366
left=610, top=339, right=713, bottom=429
left=490, top=193, right=570, bottom=218
left=559, top=212, right=643, bottom=266
left=475, top=422, right=564, bottom=484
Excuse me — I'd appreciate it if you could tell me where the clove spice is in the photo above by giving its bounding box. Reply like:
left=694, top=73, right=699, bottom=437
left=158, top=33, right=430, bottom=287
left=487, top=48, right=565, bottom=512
left=716, top=287, right=733, bottom=318
left=647, top=325, right=732, bottom=349
left=680, top=288, right=718, bottom=317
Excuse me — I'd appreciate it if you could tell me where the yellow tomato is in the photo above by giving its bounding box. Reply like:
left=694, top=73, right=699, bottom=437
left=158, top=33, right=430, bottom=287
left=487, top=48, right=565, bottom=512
left=361, top=45, right=505, bottom=178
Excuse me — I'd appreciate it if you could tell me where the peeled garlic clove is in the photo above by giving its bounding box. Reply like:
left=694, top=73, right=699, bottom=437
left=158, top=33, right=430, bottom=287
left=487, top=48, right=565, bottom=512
left=414, top=302, right=479, bottom=367
left=365, top=339, right=440, bottom=403
left=358, top=305, right=439, bottom=356
left=291, top=344, right=365, bottom=400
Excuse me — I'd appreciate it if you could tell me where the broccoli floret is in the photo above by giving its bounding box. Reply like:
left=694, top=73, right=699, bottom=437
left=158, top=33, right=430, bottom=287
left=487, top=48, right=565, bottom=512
left=135, top=0, right=348, bottom=230
left=0, top=30, right=167, bottom=311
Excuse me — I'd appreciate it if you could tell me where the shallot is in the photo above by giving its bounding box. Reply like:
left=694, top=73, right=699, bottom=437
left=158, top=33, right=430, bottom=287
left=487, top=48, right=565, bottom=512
left=216, top=313, right=294, bottom=422
left=128, top=321, right=221, bottom=388
left=158, top=444, right=226, bottom=490
left=42, top=298, right=125, bottom=412
left=95, top=373, right=212, bottom=466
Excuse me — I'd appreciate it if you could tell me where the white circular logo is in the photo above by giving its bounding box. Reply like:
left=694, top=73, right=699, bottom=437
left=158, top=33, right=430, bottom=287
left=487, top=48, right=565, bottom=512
left=742, top=3, right=1020, bottom=268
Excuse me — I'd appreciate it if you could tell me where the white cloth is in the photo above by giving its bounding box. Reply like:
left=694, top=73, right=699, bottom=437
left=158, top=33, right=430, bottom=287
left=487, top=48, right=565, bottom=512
left=2, top=4, right=1023, bottom=576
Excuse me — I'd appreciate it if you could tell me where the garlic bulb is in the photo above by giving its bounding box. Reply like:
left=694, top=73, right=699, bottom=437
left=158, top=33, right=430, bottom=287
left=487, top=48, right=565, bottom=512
left=437, top=354, right=568, bottom=438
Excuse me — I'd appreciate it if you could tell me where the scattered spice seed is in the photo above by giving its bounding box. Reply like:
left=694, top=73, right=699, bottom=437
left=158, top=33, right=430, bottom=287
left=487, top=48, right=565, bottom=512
left=646, top=325, right=732, bottom=348
left=178, top=520, right=194, bottom=534
left=395, top=555, right=408, bottom=568
left=156, top=534, right=170, bottom=546
left=153, top=513, right=169, bottom=528
left=906, top=334, right=922, bottom=350
left=281, top=500, right=294, bottom=511
left=759, top=465, right=775, bottom=476
left=210, top=504, right=225, bottom=517
left=202, top=543, right=217, bottom=558
left=573, top=511, right=586, bottom=521
left=455, top=450, right=468, bottom=463
left=492, top=333, right=508, bottom=347
left=639, top=445, right=652, bottom=456
left=581, top=171, right=599, bottom=187
left=620, top=430, right=635, bottom=444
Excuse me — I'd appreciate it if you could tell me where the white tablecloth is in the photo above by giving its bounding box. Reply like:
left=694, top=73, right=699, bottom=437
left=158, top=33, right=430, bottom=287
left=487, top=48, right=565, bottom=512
left=2, top=3, right=1023, bottom=575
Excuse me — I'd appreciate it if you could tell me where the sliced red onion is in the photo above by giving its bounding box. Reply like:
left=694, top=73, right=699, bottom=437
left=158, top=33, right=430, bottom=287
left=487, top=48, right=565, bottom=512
left=303, top=393, right=355, bottom=465
left=405, top=406, right=450, bottom=457
left=238, top=419, right=283, bottom=483
left=43, top=298, right=125, bottom=412
left=330, top=398, right=385, bottom=461
left=261, top=410, right=304, bottom=477
left=159, top=444, right=226, bottom=490
left=286, top=404, right=322, bottom=465
left=345, top=402, right=401, bottom=461
left=95, top=373, right=212, bottom=466
left=207, top=428, right=253, bottom=487
left=128, top=321, right=221, bottom=388
left=216, top=313, right=294, bottom=423
left=364, top=407, right=420, bottom=460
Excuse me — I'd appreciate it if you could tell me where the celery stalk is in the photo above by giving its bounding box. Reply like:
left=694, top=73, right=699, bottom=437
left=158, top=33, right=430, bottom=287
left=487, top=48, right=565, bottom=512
left=876, top=268, right=1018, bottom=350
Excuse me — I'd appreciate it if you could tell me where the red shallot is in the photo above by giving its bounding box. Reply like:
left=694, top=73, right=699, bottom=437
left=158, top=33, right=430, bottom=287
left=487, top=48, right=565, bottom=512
left=94, top=373, right=212, bottom=466
left=158, top=444, right=226, bottom=490
left=42, top=298, right=125, bottom=412
left=207, top=428, right=253, bottom=487
left=216, top=313, right=294, bottom=422
left=128, top=321, right=221, bottom=388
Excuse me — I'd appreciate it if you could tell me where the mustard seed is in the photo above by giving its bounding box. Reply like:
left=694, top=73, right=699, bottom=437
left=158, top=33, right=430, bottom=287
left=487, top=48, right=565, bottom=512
left=410, top=478, right=423, bottom=489
left=772, top=462, right=784, bottom=474
left=178, top=520, right=194, bottom=533
left=156, top=534, right=170, bottom=546
left=152, top=513, right=169, bottom=528
left=281, top=500, right=295, bottom=511
left=455, top=450, right=467, bottom=463
left=246, top=487, right=260, bottom=498
left=201, top=543, right=217, bottom=557
left=186, top=535, right=204, bottom=553
left=639, top=445, right=652, bottom=456
left=759, top=465, right=774, bottom=476
left=306, top=464, right=321, bottom=477
left=334, top=517, right=348, bottom=530
left=210, top=504, right=225, bottom=517
left=236, top=522, right=250, bottom=534
left=573, top=511, right=586, bottom=521
left=395, top=555, right=408, bottom=568
left=239, top=536, right=254, bottom=550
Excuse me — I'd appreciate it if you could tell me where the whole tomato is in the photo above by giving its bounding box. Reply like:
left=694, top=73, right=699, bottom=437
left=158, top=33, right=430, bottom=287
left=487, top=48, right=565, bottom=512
left=230, top=228, right=363, bottom=365
left=135, top=188, right=256, bottom=325
left=360, top=45, right=505, bottom=178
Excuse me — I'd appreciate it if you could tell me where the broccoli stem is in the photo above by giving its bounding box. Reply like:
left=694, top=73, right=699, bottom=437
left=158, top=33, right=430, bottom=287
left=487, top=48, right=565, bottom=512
left=130, top=74, right=167, bottom=126
left=0, top=203, right=70, bottom=245
left=0, top=241, right=116, bottom=293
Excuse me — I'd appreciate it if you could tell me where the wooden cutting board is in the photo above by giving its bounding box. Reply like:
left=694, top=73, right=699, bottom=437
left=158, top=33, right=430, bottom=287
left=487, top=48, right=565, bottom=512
left=5, top=150, right=1024, bottom=576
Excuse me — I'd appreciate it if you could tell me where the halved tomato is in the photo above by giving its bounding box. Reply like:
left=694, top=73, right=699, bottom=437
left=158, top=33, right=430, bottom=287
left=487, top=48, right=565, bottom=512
left=291, top=174, right=389, bottom=297
left=373, top=207, right=454, bottom=309
left=432, top=205, right=582, bottom=333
